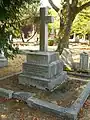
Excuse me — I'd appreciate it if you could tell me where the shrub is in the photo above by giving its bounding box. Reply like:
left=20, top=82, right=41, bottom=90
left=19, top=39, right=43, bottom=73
left=48, top=39, right=54, bottom=46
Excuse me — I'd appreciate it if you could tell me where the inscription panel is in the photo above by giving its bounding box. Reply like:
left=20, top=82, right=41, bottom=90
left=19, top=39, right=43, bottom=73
left=23, top=60, right=63, bottom=78
left=27, top=52, right=59, bottom=64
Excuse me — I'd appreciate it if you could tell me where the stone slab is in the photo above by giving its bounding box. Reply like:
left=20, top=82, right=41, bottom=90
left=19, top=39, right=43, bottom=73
left=26, top=97, right=77, bottom=120
left=19, top=71, right=67, bottom=91
left=26, top=51, right=59, bottom=64
left=12, top=92, right=33, bottom=101
left=23, top=60, right=63, bottom=78
left=0, top=88, right=14, bottom=99
left=70, top=81, right=90, bottom=113
left=60, top=48, right=73, bottom=68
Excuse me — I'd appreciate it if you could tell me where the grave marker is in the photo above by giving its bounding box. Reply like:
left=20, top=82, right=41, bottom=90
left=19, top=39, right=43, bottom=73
left=37, top=7, right=54, bottom=51
left=19, top=7, right=67, bottom=91
left=0, top=50, right=8, bottom=67
left=80, top=52, right=90, bottom=71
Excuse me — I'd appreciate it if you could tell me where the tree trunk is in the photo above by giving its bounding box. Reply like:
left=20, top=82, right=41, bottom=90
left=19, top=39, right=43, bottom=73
left=56, top=5, right=76, bottom=54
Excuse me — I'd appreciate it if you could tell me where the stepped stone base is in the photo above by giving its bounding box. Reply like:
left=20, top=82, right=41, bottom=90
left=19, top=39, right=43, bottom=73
left=19, top=71, right=67, bottom=91
left=0, top=59, right=8, bottom=67
left=19, top=51, right=67, bottom=91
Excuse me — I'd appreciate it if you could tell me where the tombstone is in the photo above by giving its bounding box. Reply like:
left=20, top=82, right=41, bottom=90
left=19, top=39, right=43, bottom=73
left=18, top=7, right=67, bottom=91
left=80, top=52, right=90, bottom=71
left=75, top=35, right=79, bottom=43
left=0, top=50, right=8, bottom=67
left=60, top=48, right=73, bottom=68
left=61, top=48, right=80, bottom=70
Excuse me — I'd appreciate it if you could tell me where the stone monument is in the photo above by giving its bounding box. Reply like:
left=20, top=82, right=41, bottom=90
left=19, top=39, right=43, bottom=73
left=19, top=7, right=67, bottom=91
left=80, top=52, right=90, bottom=71
left=60, top=48, right=73, bottom=68
left=0, top=50, right=8, bottom=67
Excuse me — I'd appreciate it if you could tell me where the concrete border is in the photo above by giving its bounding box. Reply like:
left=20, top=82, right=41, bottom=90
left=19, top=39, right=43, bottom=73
left=0, top=72, right=21, bottom=81
left=68, top=71, right=90, bottom=78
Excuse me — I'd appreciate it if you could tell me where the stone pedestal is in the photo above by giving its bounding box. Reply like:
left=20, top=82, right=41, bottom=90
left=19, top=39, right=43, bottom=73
left=19, top=51, right=67, bottom=91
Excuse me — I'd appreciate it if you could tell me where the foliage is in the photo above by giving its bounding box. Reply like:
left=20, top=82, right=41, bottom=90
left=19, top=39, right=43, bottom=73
left=0, top=0, right=39, bottom=58
left=71, top=7, right=90, bottom=36
left=48, top=0, right=90, bottom=54
left=48, top=9, right=59, bottom=37
left=48, top=39, right=54, bottom=46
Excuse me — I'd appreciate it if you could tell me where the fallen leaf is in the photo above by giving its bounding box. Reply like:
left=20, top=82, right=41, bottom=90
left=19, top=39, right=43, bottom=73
left=33, top=117, right=40, bottom=120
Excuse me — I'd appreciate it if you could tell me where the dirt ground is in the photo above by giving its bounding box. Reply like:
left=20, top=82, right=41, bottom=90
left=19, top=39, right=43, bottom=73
left=0, top=54, right=26, bottom=78
left=0, top=50, right=90, bottom=119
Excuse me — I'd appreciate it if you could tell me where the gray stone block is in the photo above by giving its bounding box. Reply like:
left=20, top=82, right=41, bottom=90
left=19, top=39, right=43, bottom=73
left=12, top=92, right=33, bottom=101
left=26, top=51, right=59, bottom=64
left=70, top=81, right=90, bottom=113
left=0, top=88, right=14, bottom=99
left=80, top=52, right=90, bottom=71
left=0, top=59, right=8, bottom=67
left=60, top=48, right=73, bottom=68
left=19, top=51, right=67, bottom=91
left=23, top=60, right=63, bottom=78
left=26, top=97, right=77, bottom=120
left=48, top=71, right=67, bottom=90
left=19, top=71, right=67, bottom=91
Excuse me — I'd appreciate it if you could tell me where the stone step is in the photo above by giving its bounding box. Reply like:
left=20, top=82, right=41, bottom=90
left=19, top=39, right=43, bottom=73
left=26, top=51, right=59, bottom=64
left=23, top=60, right=63, bottom=78
left=19, top=71, right=67, bottom=91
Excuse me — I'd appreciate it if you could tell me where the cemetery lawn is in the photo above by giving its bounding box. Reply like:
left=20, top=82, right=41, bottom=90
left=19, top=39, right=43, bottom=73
left=0, top=54, right=26, bottom=78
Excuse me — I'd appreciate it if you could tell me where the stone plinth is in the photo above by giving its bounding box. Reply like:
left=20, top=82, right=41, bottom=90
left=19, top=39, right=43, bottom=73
left=19, top=51, right=67, bottom=91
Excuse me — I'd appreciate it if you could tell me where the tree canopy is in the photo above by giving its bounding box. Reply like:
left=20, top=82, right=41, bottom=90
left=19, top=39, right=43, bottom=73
left=48, top=0, right=90, bottom=54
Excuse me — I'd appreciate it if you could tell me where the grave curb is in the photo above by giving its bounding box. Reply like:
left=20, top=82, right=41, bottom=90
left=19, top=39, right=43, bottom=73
left=68, top=71, right=90, bottom=78
left=0, top=81, right=90, bottom=120
left=0, top=88, right=14, bottom=99
left=0, top=72, right=21, bottom=81
left=26, top=97, right=77, bottom=120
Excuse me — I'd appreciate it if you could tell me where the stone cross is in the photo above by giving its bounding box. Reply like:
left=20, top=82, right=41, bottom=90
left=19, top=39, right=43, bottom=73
left=39, top=7, right=54, bottom=51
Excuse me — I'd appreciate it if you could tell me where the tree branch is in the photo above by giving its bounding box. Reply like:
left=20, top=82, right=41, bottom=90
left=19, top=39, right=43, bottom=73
left=77, top=1, right=90, bottom=13
left=48, top=0, right=59, bottom=12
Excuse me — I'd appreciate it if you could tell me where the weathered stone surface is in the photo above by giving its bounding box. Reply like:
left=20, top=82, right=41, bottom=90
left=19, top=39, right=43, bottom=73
left=0, top=59, right=8, bottom=67
left=70, top=81, right=90, bottom=113
left=0, top=51, right=8, bottom=67
left=48, top=71, right=67, bottom=90
left=23, top=60, right=63, bottom=78
left=12, top=92, right=33, bottom=101
left=19, top=71, right=67, bottom=91
left=80, top=52, right=90, bottom=71
left=60, top=48, right=73, bottom=68
left=26, top=51, right=59, bottom=64
left=26, top=97, right=77, bottom=120
left=19, top=6, right=67, bottom=91
left=0, top=88, right=14, bottom=98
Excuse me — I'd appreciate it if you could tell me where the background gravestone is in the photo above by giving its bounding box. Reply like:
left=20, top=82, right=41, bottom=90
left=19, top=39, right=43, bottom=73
left=19, top=7, right=67, bottom=91
left=0, top=50, right=8, bottom=67
left=60, top=48, right=74, bottom=69
left=80, top=52, right=90, bottom=71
